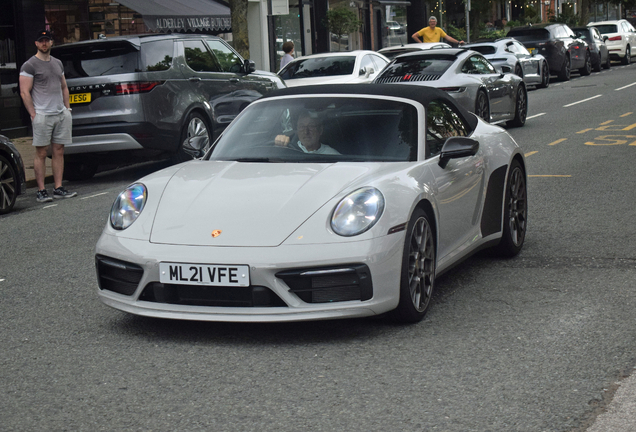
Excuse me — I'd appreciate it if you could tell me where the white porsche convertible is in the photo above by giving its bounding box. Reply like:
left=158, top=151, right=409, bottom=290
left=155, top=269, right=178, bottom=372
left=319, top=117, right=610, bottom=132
left=96, top=84, right=527, bottom=323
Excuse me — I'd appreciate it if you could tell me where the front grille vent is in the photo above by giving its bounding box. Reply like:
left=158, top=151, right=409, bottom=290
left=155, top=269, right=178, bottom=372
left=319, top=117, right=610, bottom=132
left=95, top=255, right=144, bottom=296
left=139, top=283, right=287, bottom=307
left=276, top=264, right=373, bottom=304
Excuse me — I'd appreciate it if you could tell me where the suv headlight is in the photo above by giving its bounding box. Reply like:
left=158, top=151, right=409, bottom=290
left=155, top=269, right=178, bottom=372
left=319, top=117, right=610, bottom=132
left=110, top=183, right=147, bottom=230
left=331, top=187, right=384, bottom=236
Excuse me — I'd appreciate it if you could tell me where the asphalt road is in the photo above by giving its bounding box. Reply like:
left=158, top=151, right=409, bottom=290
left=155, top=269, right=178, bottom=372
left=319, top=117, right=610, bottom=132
left=1, top=63, right=635, bottom=432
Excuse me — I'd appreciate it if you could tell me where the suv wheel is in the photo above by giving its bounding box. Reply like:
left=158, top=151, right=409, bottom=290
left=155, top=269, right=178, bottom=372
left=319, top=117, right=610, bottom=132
left=580, top=51, right=592, bottom=75
left=558, top=55, right=571, bottom=81
left=0, top=155, right=18, bottom=214
left=622, top=46, right=631, bottom=65
left=174, top=112, right=212, bottom=163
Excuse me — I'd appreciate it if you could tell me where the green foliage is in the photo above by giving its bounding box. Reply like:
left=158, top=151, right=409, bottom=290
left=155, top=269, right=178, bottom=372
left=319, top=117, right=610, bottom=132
left=446, top=23, right=466, bottom=41
left=323, top=7, right=362, bottom=41
left=548, top=8, right=579, bottom=27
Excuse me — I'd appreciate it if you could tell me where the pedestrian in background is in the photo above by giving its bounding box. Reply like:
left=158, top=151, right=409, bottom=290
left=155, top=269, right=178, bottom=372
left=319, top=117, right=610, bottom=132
left=279, top=41, right=295, bottom=70
left=411, top=16, right=464, bottom=45
left=19, top=30, right=77, bottom=202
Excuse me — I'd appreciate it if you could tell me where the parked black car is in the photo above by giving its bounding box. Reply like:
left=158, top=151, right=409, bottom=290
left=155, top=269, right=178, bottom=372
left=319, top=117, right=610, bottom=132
left=51, top=34, right=285, bottom=180
left=0, top=135, right=26, bottom=214
left=507, top=23, right=591, bottom=81
left=572, top=26, right=611, bottom=71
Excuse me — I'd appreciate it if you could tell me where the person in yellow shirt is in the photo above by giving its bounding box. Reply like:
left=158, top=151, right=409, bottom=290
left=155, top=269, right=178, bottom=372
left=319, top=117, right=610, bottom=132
left=411, top=16, right=464, bottom=44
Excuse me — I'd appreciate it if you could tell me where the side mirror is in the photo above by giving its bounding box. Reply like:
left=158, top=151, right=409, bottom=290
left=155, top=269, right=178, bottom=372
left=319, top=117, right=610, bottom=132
left=603, top=35, right=609, bottom=42
left=501, top=65, right=513, bottom=73
left=243, top=59, right=256, bottom=74
left=576, top=31, right=582, bottom=38
left=438, top=137, right=479, bottom=168
left=181, top=136, right=209, bottom=159
left=360, top=67, right=375, bottom=77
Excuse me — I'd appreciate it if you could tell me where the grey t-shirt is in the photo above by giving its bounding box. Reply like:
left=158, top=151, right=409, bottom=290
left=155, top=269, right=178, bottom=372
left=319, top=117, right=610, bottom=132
left=20, top=56, right=66, bottom=115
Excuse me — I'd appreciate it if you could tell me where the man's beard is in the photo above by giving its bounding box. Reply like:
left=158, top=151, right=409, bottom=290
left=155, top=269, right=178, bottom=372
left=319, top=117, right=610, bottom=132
left=37, top=46, right=50, bottom=54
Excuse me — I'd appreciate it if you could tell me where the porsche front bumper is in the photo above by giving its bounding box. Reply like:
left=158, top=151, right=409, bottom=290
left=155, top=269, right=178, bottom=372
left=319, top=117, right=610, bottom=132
left=95, top=232, right=405, bottom=322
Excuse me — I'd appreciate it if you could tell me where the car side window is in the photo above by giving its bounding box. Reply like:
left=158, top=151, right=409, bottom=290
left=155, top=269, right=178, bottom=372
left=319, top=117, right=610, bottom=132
left=514, top=41, right=530, bottom=55
left=140, top=40, right=174, bottom=71
left=360, top=55, right=375, bottom=75
left=183, top=40, right=221, bottom=72
left=206, top=40, right=244, bottom=73
left=506, top=42, right=518, bottom=53
left=463, top=55, right=496, bottom=74
left=371, top=54, right=388, bottom=71
left=426, top=100, right=469, bottom=158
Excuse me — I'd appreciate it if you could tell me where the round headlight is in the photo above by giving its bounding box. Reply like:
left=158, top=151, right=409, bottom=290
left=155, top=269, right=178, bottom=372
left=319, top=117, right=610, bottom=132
left=331, top=187, right=385, bottom=237
left=110, top=183, right=147, bottom=230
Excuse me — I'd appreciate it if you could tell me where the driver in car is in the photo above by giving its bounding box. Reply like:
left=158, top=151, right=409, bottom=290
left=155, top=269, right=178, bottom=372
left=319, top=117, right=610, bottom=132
left=275, top=111, right=340, bottom=154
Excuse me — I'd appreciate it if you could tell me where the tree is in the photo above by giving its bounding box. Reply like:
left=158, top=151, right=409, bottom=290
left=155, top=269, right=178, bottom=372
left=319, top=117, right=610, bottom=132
left=228, top=0, right=249, bottom=59
left=323, top=7, right=362, bottom=51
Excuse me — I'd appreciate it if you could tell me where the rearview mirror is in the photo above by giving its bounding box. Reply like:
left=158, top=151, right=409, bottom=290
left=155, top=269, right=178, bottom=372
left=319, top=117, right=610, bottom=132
left=438, top=137, right=479, bottom=168
left=243, top=59, right=256, bottom=74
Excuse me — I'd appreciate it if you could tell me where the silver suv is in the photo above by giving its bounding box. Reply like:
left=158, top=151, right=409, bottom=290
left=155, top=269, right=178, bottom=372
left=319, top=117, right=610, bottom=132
left=52, top=34, right=285, bottom=180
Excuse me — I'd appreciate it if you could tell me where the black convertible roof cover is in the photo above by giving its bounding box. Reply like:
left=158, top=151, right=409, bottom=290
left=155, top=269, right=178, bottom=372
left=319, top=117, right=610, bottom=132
left=261, top=83, right=478, bottom=131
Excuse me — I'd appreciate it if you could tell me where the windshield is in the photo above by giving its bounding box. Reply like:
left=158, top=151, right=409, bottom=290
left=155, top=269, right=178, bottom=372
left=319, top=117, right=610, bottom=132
left=208, top=97, right=419, bottom=162
left=506, top=28, right=551, bottom=41
left=53, top=41, right=139, bottom=78
left=279, top=56, right=356, bottom=80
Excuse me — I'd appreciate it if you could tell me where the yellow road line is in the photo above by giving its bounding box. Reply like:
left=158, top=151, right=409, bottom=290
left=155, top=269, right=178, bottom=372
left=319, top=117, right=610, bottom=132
left=548, top=138, right=567, bottom=145
left=600, top=120, right=614, bottom=125
left=528, top=175, right=572, bottom=178
left=623, top=123, right=636, bottom=131
left=524, top=151, right=538, bottom=157
left=576, top=128, right=593, bottom=134
left=621, top=112, right=633, bottom=117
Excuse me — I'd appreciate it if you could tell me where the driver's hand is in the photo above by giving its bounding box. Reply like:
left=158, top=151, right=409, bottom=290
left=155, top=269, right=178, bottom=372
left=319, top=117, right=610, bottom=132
left=275, top=135, right=291, bottom=147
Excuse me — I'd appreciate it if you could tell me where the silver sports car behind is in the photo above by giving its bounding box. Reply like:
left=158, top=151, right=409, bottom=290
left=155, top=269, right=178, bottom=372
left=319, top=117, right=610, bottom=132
left=96, top=84, right=527, bottom=323
left=374, top=48, right=528, bottom=127
left=463, top=38, right=550, bottom=88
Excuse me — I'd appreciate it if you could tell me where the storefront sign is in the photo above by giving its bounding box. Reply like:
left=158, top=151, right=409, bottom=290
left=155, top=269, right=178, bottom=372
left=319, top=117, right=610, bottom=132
left=152, top=16, right=231, bottom=31
left=272, top=0, right=289, bottom=16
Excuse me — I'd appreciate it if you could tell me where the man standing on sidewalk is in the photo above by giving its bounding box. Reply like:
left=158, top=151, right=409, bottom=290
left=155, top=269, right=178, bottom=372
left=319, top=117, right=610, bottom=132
left=411, top=16, right=464, bottom=45
left=19, top=30, right=77, bottom=202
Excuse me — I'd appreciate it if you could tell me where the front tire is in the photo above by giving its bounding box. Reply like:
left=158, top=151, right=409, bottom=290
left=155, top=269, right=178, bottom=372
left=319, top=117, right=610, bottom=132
left=475, top=90, right=490, bottom=122
left=622, top=46, right=631, bottom=65
left=558, top=55, right=571, bottom=81
left=493, top=160, right=527, bottom=257
left=580, top=51, right=592, bottom=75
left=0, top=155, right=18, bottom=214
left=506, top=85, right=527, bottom=128
left=389, top=208, right=436, bottom=323
left=537, top=61, right=550, bottom=88
left=174, top=112, right=211, bottom=163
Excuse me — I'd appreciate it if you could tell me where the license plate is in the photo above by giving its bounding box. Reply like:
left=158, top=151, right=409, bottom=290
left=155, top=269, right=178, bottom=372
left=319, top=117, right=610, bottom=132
left=159, top=263, right=250, bottom=286
left=528, top=47, right=536, bottom=55
left=70, top=93, right=91, bottom=104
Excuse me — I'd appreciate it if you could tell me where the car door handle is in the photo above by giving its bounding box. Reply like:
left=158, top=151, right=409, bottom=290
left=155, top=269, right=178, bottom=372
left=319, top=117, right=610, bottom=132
left=228, top=78, right=240, bottom=83
left=189, top=77, right=201, bottom=82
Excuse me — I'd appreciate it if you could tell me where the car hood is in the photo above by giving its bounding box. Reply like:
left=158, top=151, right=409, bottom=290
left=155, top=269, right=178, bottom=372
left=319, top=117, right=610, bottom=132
left=149, top=161, right=370, bottom=247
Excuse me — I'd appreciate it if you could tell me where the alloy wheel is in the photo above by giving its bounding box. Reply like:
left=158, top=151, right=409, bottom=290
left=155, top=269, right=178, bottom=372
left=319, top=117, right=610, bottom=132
left=507, top=166, right=527, bottom=247
left=408, top=216, right=435, bottom=312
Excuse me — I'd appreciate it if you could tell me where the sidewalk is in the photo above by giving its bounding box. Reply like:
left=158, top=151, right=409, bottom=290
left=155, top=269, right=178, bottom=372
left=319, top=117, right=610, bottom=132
left=12, top=136, right=54, bottom=188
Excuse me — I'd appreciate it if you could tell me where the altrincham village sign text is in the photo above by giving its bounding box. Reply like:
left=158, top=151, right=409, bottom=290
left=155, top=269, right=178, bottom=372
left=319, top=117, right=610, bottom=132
left=153, top=16, right=231, bottom=31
